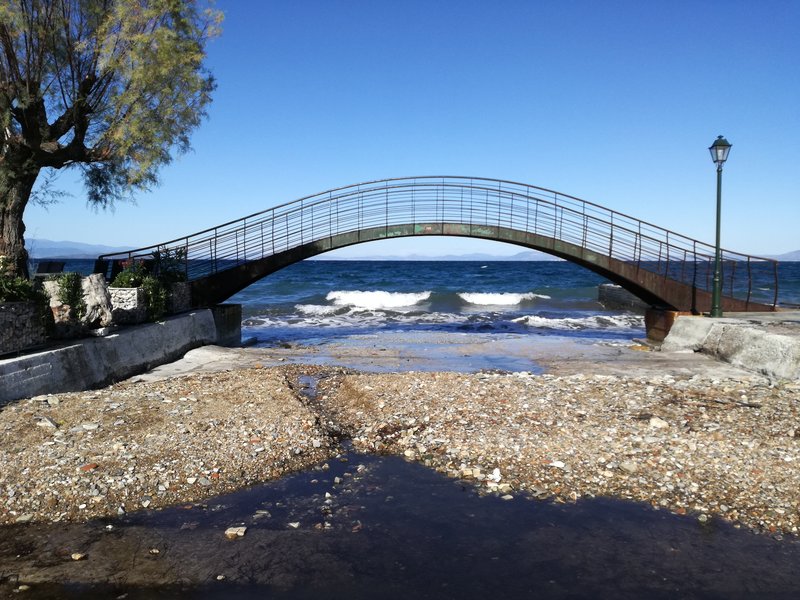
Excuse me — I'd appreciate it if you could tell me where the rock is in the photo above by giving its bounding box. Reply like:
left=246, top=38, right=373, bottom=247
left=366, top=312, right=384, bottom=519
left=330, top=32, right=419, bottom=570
left=489, top=468, right=502, bottom=482
left=549, top=460, right=566, bottom=470
left=530, top=486, right=549, bottom=500
left=71, top=552, right=87, bottom=561
left=82, top=423, right=99, bottom=431
left=287, top=522, right=300, bottom=529
left=79, top=463, right=99, bottom=472
left=619, top=460, right=638, bottom=474
left=36, top=416, right=58, bottom=428
left=224, top=526, right=247, bottom=539
left=15, top=514, right=33, bottom=524
left=81, top=273, right=114, bottom=328
left=649, top=417, right=669, bottom=429
left=198, top=477, right=212, bottom=487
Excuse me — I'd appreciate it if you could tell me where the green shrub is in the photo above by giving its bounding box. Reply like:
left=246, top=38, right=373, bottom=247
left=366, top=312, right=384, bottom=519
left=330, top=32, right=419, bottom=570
left=109, top=257, right=177, bottom=321
left=141, top=275, right=168, bottom=320
left=56, top=272, right=87, bottom=319
left=152, top=247, right=187, bottom=284
left=110, top=260, right=148, bottom=288
left=0, top=255, right=40, bottom=302
left=0, top=274, right=39, bottom=302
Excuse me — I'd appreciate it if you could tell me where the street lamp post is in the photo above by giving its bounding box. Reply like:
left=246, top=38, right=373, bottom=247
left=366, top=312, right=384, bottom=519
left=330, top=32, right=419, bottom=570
left=709, top=135, right=732, bottom=317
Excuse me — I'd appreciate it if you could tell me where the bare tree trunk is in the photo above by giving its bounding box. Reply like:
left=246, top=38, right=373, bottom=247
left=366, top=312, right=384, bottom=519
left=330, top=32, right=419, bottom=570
left=0, top=172, right=38, bottom=279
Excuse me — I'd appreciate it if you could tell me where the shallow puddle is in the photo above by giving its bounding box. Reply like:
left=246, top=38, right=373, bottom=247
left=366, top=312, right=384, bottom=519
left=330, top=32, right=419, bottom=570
left=2, top=445, right=799, bottom=599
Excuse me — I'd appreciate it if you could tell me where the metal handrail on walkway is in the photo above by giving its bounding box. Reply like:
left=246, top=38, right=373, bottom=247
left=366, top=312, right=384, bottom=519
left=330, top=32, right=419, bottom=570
left=96, top=176, right=779, bottom=309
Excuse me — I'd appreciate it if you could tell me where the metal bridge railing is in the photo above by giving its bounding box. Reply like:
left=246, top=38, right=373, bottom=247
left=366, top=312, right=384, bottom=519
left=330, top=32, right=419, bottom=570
left=96, top=176, right=779, bottom=309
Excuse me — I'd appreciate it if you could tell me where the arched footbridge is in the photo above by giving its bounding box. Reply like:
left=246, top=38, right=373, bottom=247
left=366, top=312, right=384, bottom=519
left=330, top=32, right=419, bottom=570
left=96, top=176, right=779, bottom=313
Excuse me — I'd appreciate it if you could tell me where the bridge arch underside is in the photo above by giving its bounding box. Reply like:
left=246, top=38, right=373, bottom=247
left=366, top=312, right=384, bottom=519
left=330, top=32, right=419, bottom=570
left=190, top=222, right=764, bottom=314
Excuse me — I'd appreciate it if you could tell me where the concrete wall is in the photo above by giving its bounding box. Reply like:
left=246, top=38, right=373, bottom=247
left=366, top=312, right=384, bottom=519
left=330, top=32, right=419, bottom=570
left=0, top=309, right=231, bottom=405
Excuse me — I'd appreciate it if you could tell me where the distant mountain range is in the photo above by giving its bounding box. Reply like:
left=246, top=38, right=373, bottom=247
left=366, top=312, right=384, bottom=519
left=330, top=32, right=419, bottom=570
left=313, top=250, right=563, bottom=261
left=26, top=238, right=800, bottom=262
left=25, top=239, right=562, bottom=261
left=771, top=250, right=800, bottom=261
left=26, top=239, right=132, bottom=258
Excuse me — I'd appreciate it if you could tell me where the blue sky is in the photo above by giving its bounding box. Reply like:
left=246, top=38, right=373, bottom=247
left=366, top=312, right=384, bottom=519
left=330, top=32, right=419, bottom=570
left=24, top=0, right=800, bottom=257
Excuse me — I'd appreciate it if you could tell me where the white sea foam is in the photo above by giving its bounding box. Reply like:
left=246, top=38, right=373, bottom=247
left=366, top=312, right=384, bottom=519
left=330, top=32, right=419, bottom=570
left=246, top=309, right=466, bottom=330
left=458, top=292, right=550, bottom=306
left=326, top=290, right=431, bottom=310
left=295, top=304, right=341, bottom=316
left=512, top=314, right=644, bottom=330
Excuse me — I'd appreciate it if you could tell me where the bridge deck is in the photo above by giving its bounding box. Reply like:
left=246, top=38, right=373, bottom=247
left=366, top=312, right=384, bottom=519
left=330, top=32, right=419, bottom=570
left=95, top=176, right=779, bottom=313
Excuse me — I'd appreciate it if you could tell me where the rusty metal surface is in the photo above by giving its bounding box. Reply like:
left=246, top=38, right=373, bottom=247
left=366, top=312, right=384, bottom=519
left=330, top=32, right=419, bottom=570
left=97, top=176, right=779, bottom=312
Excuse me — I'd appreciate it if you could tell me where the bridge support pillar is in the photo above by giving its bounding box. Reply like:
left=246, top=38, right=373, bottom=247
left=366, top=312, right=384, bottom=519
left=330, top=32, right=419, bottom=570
left=211, top=304, right=242, bottom=347
left=645, top=308, right=692, bottom=343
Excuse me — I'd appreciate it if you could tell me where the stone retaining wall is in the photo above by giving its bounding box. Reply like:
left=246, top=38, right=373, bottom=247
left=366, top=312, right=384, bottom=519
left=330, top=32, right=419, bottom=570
left=0, top=302, right=47, bottom=356
left=109, top=287, right=147, bottom=324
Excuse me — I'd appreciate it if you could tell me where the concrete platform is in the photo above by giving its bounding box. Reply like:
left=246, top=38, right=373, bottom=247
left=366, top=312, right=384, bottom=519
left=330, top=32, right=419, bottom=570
left=661, top=311, right=800, bottom=380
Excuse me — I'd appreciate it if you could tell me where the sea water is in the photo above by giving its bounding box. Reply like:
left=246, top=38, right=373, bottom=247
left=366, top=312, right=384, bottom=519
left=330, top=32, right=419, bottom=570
left=233, top=260, right=645, bottom=345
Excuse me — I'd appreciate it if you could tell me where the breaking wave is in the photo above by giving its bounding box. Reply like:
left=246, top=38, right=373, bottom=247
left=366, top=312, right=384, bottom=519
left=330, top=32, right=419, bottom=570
left=458, top=292, right=550, bottom=306
left=512, top=314, right=644, bottom=330
left=326, top=290, right=431, bottom=310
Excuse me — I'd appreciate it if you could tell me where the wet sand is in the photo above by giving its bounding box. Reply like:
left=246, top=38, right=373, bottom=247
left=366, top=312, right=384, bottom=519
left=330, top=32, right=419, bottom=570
left=135, top=330, right=756, bottom=381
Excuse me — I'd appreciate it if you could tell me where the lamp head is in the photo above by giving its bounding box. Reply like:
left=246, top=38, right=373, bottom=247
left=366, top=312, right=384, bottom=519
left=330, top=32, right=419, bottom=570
left=709, top=135, right=732, bottom=166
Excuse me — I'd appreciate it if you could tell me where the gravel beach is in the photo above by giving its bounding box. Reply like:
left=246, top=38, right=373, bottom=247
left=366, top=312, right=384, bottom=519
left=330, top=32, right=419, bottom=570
left=2, top=342, right=799, bottom=536
left=0, top=366, right=337, bottom=525
left=318, top=369, right=800, bottom=536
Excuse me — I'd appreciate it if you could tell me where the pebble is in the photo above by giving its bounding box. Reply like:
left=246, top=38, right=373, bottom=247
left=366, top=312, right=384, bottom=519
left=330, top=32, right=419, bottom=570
left=36, top=416, right=58, bottom=428
left=224, top=526, right=247, bottom=539
left=649, top=417, right=669, bottom=429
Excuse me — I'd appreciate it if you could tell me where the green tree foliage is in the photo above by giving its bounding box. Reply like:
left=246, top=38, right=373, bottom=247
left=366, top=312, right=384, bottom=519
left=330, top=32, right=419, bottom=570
left=0, top=0, right=222, bottom=277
